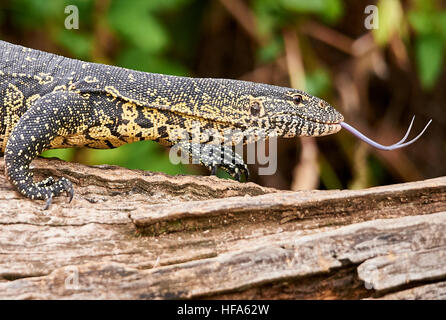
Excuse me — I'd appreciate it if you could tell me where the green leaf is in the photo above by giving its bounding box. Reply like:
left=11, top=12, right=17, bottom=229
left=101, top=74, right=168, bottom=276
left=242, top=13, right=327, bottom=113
left=40, top=148, right=75, bottom=162
left=143, top=0, right=192, bottom=12
left=117, top=48, right=189, bottom=76
left=279, top=0, right=343, bottom=23
left=409, top=11, right=435, bottom=35
left=253, top=0, right=343, bottom=35
left=84, top=141, right=189, bottom=175
left=11, top=0, right=64, bottom=27
left=252, top=0, right=283, bottom=36
left=108, top=0, right=168, bottom=54
left=437, top=12, right=446, bottom=39
left=373, top=0, right=404, bottom=46
left=415, top=34, right=444, bottom=90
left=257, top=37, right=283, bottom=62
left=304, top=68, right=331, bottom=96
left=56, top=29, right=92, bottom=60
left=319, top=154, right=342, bottom=190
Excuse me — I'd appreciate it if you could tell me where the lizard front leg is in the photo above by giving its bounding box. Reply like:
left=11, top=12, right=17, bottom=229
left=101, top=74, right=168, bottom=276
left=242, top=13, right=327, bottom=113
left=173, top=141, right=249, bottom=182
left=4, top=91, right=91, bottom=209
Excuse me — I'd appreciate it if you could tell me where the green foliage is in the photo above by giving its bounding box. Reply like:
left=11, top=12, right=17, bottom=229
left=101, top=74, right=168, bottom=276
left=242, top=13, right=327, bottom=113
left=409, top=0, right=446, bottom=90
left=41, top=148, right=75, bottom=162
left=57, top=29, right=92, bottom=60
left=257, top=36, right=283, bottom=63
left=107, top=0, right=192, bottom=55
left=373, top=0, right=404, bottom=46
left=117, top=48, right=188, bottom=76
left=279, top=0, right=343, bottom=23
left=108, top=1, right=168, bottom=54
left=304, top=68, right=331, bottom=97
left=253, top=0, right=344, bottom=36
left=11, top=0, right=65, bottom=27
left=319, top=153, right=342, bottom=190
left=414, top=34, right=444, bottom=90
left=81, top=141, right=189, bottom=175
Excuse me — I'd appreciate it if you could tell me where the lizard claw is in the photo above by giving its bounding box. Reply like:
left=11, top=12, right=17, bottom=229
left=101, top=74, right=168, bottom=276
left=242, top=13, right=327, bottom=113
left=68, top=188, right=74, bottom=203
left=234, top=170, right=241, bottom=182
left=61, top=178, right=74, bottom=203
left=234, top=165, right=249, bottom=182
left=43, top=194, right=53, bottom=211
left=66, top=185, right=74, bottom=203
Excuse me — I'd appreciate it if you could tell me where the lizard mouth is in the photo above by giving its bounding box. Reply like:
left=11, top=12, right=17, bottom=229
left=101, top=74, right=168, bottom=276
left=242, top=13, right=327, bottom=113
left=270, top=114, right=342, bottom=137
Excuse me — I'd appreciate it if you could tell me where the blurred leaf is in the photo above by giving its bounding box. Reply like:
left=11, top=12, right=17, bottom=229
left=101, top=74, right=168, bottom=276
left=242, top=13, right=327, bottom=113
left=409, top=11, right=435, bottom=35
left=319, top=153, right=342, bottom=189
left=108, top=0, right=168, bottom=54
left=279, top=0, right=343, bottom=23
left=408, top=1, right=446, bottom=90
left=216, top=169, right=234, bottom=180
left=367, top=155, right=388, bottom=187
left=84, top=141, right=188, bottom=175
left=415, top=34, right=444, bottom=90
left=41, top=148, right=75, bottom=161
left=253, top=0, right=343, bottom=36
left=437, top=12, right=446, bottom=39
left=0, top=8, right=4, bottom=25
left=257, top=36, right=283, bottom=62
left=253, top=0, right=282, bottom=36
left=143, top=0, right=192, bottom=12
left=11, top=0, right=64, bottom=27
left=304, top=68, right=331, bottom=96
left=57, top=29, right=93, bottom=59
left=412, top=0, right=435, bottom=12
left=117, top=48, right=189, bottom=76
left=409, top=10, right=446, bottom=40
left=373, top=0, right=404, bottom=46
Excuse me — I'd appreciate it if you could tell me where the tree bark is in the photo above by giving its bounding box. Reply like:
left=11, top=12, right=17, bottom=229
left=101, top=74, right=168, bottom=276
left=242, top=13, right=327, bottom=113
left=0, top=158, right=445, bottom=299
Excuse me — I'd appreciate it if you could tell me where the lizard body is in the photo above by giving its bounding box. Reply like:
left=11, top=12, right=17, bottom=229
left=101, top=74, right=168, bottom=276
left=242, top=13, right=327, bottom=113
left=0, top=40, right=428, bottom=209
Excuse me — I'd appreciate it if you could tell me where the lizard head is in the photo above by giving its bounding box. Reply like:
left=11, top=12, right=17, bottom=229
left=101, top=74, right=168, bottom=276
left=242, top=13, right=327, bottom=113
left=232, top=82, right=344, bottom=139
left=183, top=79, right=344, bottom=144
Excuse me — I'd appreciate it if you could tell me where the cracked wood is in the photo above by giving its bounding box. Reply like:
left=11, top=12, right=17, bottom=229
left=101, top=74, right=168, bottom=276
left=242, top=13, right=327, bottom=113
left=0, top=158, right=445, bottom=299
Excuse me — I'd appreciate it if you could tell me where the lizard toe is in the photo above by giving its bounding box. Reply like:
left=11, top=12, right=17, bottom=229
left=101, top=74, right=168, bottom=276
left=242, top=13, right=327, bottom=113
left=43, top=193, right=53, bottom=211
left=60, top=177, right=74, bottom=202
left=209, top=165, right=218, bottom=176
left=239, top=164, right=249, bottom=182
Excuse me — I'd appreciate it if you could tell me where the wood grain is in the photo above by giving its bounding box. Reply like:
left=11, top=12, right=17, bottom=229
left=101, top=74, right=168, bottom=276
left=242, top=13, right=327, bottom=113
left=0, top=158, right=445, bottom=299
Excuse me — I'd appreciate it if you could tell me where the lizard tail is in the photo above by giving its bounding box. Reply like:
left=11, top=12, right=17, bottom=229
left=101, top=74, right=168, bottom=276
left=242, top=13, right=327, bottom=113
left=340, top=116, right=432, bottom=151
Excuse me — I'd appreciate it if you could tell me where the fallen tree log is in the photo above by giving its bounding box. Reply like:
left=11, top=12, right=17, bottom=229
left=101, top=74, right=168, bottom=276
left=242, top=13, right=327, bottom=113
left=0, top=158, right=445, bottom=299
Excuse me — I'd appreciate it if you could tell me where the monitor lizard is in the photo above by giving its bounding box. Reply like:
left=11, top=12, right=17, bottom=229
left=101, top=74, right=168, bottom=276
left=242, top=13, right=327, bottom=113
left=0, top=40, right=431, bottom=209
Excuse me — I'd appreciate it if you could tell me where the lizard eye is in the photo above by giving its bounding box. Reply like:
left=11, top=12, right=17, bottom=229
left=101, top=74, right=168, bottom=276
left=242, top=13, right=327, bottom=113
left=318, top=100, right=327, bottom=108
left=293, top=95, right=303, bottom=105
left=250, top=101, right=261, bottom=116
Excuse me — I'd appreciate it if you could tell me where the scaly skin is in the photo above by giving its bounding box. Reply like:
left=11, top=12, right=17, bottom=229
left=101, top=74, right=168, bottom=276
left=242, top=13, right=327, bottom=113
left=0, top=40, right=344, bottom=208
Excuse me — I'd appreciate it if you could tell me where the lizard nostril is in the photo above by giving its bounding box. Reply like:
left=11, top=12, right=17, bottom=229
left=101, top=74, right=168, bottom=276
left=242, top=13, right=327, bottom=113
left=318, top=101, right=326, bottom=108
left=250, top=101, right=261, bottom=116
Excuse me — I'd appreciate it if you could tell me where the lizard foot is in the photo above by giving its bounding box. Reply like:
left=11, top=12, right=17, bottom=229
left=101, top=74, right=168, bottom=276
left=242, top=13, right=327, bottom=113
left=41, top=177, right=74, bottom=210
left=208, top=163, right=249, bottom=182
left=174, top=141, right=249, bottom=182
left=14, top=176, right=74, bottom=210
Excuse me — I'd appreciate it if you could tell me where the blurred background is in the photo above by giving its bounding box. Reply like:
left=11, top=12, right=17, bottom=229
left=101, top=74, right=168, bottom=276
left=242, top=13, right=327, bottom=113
left=0, top=0, right=443, bottom=191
